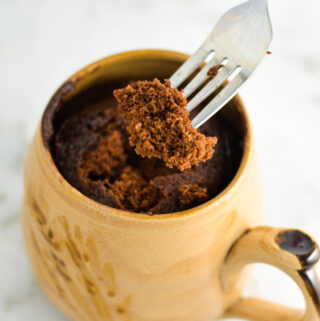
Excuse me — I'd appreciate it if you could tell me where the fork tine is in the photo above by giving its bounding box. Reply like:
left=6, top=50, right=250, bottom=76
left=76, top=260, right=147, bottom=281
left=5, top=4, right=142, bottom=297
left=186, top=61, right=240, bottom=112
left=183, top=54, right=227, bottom=98
left=191, top=73, right=247, bottom=129
left=169, top=47, right=211, bottom=89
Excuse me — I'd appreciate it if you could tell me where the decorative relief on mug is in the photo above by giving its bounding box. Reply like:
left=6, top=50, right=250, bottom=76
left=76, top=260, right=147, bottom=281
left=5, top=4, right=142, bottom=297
left=27, top=190, right=132, bottom=321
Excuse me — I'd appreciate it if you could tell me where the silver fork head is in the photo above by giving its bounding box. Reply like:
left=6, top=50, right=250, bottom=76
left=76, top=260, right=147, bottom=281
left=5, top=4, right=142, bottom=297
left=170, top=0, right=272, bottom=128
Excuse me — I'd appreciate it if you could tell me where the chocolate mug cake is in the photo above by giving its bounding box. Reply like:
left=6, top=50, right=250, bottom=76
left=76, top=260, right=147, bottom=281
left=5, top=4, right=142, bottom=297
left=22, top=50, right=320, bottom=321
left=52, top=79, right=243, bottom=214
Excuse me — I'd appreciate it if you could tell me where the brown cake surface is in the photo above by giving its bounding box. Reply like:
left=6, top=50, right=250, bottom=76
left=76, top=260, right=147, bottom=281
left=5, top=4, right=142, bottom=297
left=114, top=79, right=218, bottom=171
left=52, top=95, right=243, bottom=214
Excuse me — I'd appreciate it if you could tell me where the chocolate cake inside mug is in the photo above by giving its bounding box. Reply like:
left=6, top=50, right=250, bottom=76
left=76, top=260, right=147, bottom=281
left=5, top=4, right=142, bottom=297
left=45, top=74, right=244, bottom=214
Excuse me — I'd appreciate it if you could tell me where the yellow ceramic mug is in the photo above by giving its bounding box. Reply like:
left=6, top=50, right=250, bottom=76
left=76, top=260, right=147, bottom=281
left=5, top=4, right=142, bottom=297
left=22, top=50, right=320, bottom=321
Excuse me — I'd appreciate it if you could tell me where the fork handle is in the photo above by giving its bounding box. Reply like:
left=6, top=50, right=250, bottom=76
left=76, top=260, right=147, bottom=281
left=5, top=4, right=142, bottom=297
left=252, top=0, right=268, bottom=6
left=251, top=0, right=268, bottom=6
left=221, top=227, right=320, bottom=321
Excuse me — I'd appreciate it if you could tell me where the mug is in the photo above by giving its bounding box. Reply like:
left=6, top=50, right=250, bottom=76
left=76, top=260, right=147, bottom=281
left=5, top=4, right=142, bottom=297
left=22, top=49, right=320, bottom=321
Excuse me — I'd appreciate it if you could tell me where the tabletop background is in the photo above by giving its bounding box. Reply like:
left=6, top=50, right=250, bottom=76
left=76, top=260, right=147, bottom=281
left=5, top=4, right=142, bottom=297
left=1, top=0, right=320, bottom=320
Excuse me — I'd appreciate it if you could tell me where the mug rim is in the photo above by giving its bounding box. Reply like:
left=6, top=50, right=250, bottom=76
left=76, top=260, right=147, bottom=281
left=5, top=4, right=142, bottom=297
left=40, top=49, right=253, bottom=221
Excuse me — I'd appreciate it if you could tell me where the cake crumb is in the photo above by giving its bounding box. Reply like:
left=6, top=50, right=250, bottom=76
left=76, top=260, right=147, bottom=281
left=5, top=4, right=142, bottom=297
left=109, top=166, right=158, bottom=212
left=207, top=65, right=223, bottom=77
left=178, top=184, right=208, bottom=205
left=114, top=79, right=218, bottom=171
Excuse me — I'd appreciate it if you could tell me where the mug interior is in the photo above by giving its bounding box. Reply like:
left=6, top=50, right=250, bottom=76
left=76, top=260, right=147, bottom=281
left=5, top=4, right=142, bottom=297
left=41, top=49, right=249, bottom=216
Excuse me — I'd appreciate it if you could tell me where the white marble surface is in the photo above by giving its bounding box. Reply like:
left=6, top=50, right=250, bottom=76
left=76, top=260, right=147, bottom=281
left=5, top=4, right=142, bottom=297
left=1, top=0, right=320, bottom=320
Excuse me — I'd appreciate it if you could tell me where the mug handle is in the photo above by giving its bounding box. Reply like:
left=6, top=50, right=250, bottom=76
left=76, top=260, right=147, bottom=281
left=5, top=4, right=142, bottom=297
left=221, top=226, right=320, bottom=321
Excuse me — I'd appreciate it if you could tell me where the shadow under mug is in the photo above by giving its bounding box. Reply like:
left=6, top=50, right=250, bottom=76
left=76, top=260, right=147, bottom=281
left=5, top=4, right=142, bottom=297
left=22, top=49, right=320, bottom=321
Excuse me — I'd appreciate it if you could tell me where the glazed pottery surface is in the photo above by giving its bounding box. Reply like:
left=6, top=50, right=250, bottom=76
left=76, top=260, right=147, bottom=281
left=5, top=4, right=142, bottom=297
left=22, top=50, right=320, bottom=321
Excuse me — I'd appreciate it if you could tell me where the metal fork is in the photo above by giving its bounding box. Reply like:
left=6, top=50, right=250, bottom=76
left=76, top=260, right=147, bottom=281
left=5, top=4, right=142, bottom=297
left=169, top=0, right=272, bottom=128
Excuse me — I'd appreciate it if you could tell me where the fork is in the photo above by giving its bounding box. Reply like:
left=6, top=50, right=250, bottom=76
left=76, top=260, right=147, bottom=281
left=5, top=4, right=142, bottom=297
left=169, top=0, right=272, bottom=128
